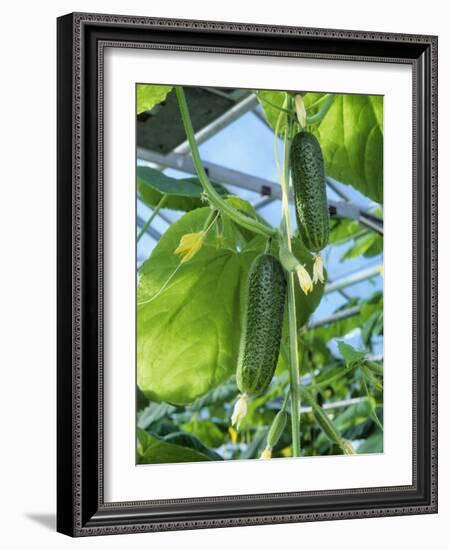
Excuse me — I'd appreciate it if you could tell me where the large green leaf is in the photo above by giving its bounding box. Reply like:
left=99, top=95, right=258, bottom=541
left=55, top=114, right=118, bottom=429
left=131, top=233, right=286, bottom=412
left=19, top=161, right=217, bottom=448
left=256, top=91, right=383, bottom=203
left=137, top=208, right=259, bottom=405
left=137, top=166, right=228, bottom=211
left=137, top=84, right=173, bottom=115
left=308, top=93, right=383, bottom=204
left=137, top=429, right=212, bottom=464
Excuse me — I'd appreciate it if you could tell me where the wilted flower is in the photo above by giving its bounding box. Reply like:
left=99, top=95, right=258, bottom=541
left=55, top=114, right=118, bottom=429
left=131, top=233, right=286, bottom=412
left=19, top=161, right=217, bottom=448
left=341, top=439, right=356, bottom=455
left=174, top=231, right=205, bottom=263
left=312, top=254, right=325, bottom=284
left=231, top=394, right=248, bottom=429
left=296, top=264, right=313, bottom=295
left=295, top=94, right=307, bottom=129
left=137, top=270, right=142, bottom=289
left=260, top=446, right=272, bottom=459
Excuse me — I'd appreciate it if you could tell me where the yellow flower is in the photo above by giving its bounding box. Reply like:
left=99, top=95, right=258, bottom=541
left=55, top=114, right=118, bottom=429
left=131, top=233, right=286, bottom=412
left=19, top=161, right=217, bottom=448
left=260, top=446, right=272, bottom=459
left=228, top=426, right=238, bottom=445
left=379, top=265, right=384, bottom=278
left=295, top=94, right=307, bottom=129
left=296, top=264, right=313, bottom=295
left=174, top=231, right=205, bottom=263
left=231, top=394, right=248, bottom=429
left=312, top=254, right=325, bottom=284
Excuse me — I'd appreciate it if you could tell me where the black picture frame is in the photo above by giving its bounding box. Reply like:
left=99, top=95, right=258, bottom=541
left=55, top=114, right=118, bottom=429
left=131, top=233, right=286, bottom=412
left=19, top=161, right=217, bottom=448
left=57, top=12, right=438, bottom=537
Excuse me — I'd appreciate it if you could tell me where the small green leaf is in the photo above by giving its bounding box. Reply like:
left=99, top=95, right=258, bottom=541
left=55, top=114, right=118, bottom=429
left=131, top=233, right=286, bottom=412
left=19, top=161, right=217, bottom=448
left=363, top=234, right=384, bottom=258
left=362, top=310, right=384, bottom=346
left=137, top=166, right=228, bottom=211
left=341, top=232, right=383, bottom=260
left=334, top=397, right=376, bottom=431
left=329, top=218, right=365, bottom=245
left=137, top=429, right=214, bottom=464
left=338, top=341, right=366, bottom=364
left=137, top=84, right=173, bottom=114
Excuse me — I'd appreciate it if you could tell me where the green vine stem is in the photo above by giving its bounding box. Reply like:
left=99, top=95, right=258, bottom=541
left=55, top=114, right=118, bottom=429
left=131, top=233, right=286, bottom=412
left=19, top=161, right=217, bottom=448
left=137, top=194, right=168, bottom=243
left=299, top=387, right=354, bottom=454
left=365, top=360, right=383, bottom=376
left=360, top=372, right=384, bottom=432
left=175, top=86, right=276, bottom=239
left=298, top=338, right=354, bottom=455
left=255, top=92, right=294, bottom=115
left=278, top=94, right=301, bottom=458
left=306, top=94, right=334, bottom=125
left=305, top=93, right=331, bottom=110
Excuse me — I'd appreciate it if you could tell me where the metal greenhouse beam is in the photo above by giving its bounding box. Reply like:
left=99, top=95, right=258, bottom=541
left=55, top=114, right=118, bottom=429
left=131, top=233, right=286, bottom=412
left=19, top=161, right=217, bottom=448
left=326, top=176, right=353, bottom=202
left=137, top=147, right=382, bottom=232
left=299, top=396, right=366, bottom=414
left=136, top=215, right=162, bottom=241
left=136, top=95, right=259, bottom=234
left=324, top=264, right=383, bottom=294
left=150, top=93, right=259, bottom=167
left=137, top=146, right=280, bottom=197
left=308, top=305, right=361, bottom=329
left=174, top=93, right=259, bottom=152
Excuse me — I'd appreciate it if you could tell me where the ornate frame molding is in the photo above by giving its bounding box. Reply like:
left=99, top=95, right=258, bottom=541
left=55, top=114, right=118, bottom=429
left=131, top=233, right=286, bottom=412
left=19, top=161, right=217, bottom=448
left=57, top=12, right=437, bottom=537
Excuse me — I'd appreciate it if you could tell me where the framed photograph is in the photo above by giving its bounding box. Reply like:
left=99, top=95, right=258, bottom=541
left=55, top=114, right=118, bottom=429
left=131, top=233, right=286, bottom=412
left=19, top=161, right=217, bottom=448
left=57, top=12, right=438, bottom=536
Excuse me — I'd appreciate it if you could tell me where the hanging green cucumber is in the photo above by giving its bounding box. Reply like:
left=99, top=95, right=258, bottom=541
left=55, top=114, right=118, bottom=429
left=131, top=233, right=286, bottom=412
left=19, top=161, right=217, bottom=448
left=290, top=130, right=330, bottom=284
left=231, top=254, right=287, bottom=428
left=260, top=409, right=288, bottom=459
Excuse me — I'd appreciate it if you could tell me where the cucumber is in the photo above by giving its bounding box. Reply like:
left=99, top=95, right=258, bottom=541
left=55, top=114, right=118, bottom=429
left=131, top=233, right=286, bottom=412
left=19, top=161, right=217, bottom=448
left=267, top=409, right=288, bottom=449
left=236, top=254, right=286, bottom=397
left=290, top=131, right=330, bottom=253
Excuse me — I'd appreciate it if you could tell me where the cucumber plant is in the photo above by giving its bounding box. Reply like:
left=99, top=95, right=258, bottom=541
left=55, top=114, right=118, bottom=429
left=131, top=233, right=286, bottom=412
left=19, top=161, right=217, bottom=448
left=136, top=84, right=384, bottom=463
